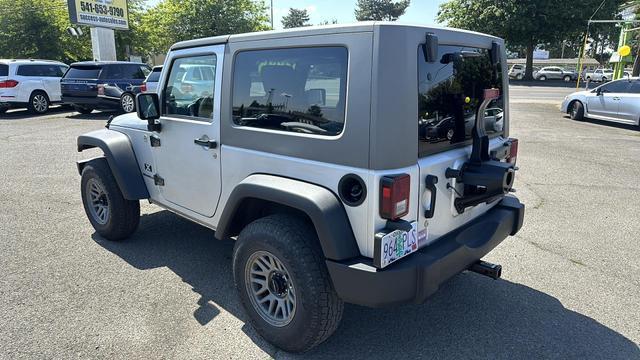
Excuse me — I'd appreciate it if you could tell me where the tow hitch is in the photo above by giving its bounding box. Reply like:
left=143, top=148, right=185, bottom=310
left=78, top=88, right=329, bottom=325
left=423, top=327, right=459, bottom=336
left=469, top=260, right=502, bottom=280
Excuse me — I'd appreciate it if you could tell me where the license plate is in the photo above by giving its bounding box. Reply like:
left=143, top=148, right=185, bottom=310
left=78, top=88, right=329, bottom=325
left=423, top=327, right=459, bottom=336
left=374, top=222, right=418, bottom=268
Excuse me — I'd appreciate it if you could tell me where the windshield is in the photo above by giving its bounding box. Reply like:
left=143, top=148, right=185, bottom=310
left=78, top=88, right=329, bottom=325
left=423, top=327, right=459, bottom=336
left=418, top=45, right=504, bottom=156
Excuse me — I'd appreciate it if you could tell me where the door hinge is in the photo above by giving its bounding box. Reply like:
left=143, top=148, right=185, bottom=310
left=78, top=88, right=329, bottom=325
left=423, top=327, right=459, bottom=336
left=154, top=174, right=165, bottom=186
left=150, top=135, right=161, bottom=147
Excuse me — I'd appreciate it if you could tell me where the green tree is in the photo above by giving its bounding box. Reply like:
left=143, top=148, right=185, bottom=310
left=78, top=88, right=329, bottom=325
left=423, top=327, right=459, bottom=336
left=318, top=19, right=338, bottom=26
left=140, top=0, right=269, bottom=55
left=438, top=0, right=623, bottom=80
left=282, top=8, right=311, bottom=28
left=354, top=0, right=410, bottom=21
left=0, top=0, right=91, bottom=62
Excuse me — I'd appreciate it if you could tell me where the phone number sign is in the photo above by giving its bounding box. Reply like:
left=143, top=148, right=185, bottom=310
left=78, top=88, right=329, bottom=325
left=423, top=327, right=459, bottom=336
left=68, top=0, right=129, bottom=30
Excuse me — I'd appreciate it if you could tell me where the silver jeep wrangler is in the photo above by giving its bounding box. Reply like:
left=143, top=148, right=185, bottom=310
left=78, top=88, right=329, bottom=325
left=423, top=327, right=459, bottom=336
left=76, top=23, right=524, bottom=352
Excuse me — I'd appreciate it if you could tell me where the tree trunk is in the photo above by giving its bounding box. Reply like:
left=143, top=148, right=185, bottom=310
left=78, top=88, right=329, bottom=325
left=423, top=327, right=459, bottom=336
left=633, top=47, right=640, bottom=77
left=524, top=43, right=535, bottom=80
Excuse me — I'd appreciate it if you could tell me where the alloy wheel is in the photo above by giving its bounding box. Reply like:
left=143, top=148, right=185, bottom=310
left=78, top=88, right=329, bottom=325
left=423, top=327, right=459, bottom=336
left=87, top=178, right=110, bottom=225
left=121, top=94, right=135, bottom=112
left=245, top=250, right=296, bottom=327
left=32, top=94, right=48, bottom=113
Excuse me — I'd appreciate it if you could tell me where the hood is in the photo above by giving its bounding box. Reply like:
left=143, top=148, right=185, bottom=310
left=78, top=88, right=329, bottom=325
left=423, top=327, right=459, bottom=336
left=109, top=112, right=147, bottom=131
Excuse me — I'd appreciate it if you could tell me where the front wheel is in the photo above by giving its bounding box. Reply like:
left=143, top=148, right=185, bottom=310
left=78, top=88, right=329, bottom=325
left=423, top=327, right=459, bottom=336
left=563, top=75, right=571, bottom=82
left=233, top=214, right=344, bottom=353
left=80, top=158, right=140, bottom=241
left=120, top=93, right=135, bottom=113
left=570, top=101, right=584, bottom=121
left=516, top=73, right=523, bottom=80
left=538, top=75, right=547, bottom=81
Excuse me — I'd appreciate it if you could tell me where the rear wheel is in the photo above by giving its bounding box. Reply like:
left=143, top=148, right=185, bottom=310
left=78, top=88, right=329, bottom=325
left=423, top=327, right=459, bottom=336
left=538, top=75, right=547, bottom=81
left=233, top=214, right=344, bottom=353
left=120, top=93, right=135, bottom=113
left=74, top=105, right=93, bottom=114
left=569, top=101, right=584, bottom=121
left=516, top=73, right=523, bottom=80
left=563, top=75, right=571, bottom=82
left=28, top=91, right=49, bottom=114
left=80, top=158, right=140, bottom=241
left=0, top=107, right=7, bottom=115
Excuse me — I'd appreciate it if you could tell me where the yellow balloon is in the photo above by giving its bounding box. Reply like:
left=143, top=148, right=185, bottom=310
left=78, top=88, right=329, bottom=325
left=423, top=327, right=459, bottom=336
left=619, top=45, right=631, bottom=57
left=465, top=96, right=471, bottom=104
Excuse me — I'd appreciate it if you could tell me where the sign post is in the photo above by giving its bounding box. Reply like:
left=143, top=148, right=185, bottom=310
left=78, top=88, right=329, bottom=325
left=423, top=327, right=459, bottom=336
left=67, top=0, right=130, bottom=61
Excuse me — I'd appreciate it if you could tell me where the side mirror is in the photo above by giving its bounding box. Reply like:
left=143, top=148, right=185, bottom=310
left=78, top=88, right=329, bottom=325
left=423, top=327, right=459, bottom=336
left=136, top=93, right=161, bottom=131
left=306, top=88, right=326, bottom=106
left=422, top=33, right=438, bottom=63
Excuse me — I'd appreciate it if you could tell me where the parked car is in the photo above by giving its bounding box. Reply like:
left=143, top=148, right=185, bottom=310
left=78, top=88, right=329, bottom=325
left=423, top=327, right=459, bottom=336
left=141, top=65, right=162, bottom=93
left=0, top=59, right=68, bottom=114
left=561, top=77, right=640, bottom=126
left=508, top=64, right=539, bottom=80
left=61, top=61, right=151, bottom=114
left=75, top=23, right=524, bottom=353
left=421, top=107, right=503, bottom=142
left=584, top=68, right=614, bottom=82
left=534, top=66, right=577, bottom=81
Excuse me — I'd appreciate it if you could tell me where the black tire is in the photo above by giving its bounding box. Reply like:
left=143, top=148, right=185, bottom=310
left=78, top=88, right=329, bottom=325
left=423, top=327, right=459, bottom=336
left=538, top=75, right=547, bottom=81
left=569, top=101, right=584, bottom=121
left=233, top=214, right=344, bottom=353
left=28, top=91, right=49, bottom=114
left=74, top=105, right=94, bottom=114
left=120, top=93, right=135, bottom=113
left=0, top=107, right=7, bottom=115
left=80, top=158, right=140, bottom=241
left=563, top=75, right=571, bottom=82
left=516, top=73, right=523, bottom=80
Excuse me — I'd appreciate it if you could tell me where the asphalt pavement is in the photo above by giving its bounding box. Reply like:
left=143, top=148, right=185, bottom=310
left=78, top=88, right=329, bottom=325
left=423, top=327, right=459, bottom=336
left=0, top=87, right=639, bottom=359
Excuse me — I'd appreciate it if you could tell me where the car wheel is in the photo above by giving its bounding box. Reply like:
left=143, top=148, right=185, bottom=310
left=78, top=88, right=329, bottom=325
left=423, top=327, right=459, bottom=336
left=563, top=75, right=571, bottom=82
left=120, top=93, right=135, bottom=113
left=233, top=214, right=344, bottom=353
left=74, top=106, right=94, bottom=114
left=569, top=101, right=584, bottom=121
left=601, top=77, right=608, bottom=82
left=0, top=107, right=7, bottom=115
left=446, top=128, right=455, bottom=140
left=516, top=73, right=523, bottom=80
left=80, top=158, right=140, bottom=241
left=28, top=91, right=49, bottom=114
left=539, top=75, right=547, bottom=81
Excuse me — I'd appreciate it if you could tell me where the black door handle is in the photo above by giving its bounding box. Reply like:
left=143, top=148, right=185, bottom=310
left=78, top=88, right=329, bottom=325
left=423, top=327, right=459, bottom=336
left=194, top=137, right=217, bottom=149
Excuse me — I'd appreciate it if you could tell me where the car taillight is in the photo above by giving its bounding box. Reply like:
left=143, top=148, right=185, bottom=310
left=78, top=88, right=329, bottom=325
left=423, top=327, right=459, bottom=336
left=140, top=83, right=147, bottom=92
left=507, top=138, right=518, bottom=164
left=97, top=84, right=105, bottom=95
left=0, top=80, right=19, bottom=88
left=380, top=174, right=410, bottom=220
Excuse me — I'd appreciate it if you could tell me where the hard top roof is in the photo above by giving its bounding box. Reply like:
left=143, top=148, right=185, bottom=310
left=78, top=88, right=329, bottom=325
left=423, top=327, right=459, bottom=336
left=0, top=59, right=66, bottom=65
left=69, top=61, right=147, bottom=67
left=170, top=22, right=498, bottom=51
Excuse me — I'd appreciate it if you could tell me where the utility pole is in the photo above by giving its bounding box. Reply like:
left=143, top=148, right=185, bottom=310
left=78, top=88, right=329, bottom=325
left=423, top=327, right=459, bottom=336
left=270, top=0, right=274, bottom=29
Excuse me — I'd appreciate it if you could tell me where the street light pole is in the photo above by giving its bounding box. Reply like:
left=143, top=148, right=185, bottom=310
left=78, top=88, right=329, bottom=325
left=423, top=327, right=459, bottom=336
left=270, top=0, right=274, bottom=30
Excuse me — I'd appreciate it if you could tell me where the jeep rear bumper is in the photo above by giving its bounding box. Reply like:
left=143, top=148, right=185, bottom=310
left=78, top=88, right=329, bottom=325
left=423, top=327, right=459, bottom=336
left=326, top=196, right=524, bottom=307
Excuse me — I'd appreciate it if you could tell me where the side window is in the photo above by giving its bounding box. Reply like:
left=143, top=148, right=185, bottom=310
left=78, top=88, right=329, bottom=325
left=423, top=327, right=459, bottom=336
left=600, top=80, right=630, bottom=93
left=628, top=81, right=640, bottom=94
left=232, top=47, right=348, bottom=136
left=164, top=54, right=217, bottom=121
left=17, top=65, right=38, bottom=76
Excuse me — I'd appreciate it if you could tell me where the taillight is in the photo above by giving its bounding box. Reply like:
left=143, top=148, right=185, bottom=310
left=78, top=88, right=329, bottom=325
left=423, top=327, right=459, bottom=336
left=140, top=83, right=147, bottom=92
left=0, top=80, right=19, bottom=88
left=507, top=138, right=518, bottom=164
left=380, top=174, right=410, bottom=220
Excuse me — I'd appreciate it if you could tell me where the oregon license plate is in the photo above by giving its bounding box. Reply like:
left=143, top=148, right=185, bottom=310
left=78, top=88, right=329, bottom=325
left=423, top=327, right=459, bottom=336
left=374, top=222, right=418, bottom=268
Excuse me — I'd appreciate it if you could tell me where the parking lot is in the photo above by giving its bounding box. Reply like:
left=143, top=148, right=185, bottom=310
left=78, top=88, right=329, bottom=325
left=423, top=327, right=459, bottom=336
left=1, top=85, right=639, bottom=359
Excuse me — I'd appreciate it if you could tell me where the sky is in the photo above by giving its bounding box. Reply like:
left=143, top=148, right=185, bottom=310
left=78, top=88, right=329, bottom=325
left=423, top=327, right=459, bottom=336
left=263, top=0, right=447, bottom=29
left=145, top=0, right=448, bottom=29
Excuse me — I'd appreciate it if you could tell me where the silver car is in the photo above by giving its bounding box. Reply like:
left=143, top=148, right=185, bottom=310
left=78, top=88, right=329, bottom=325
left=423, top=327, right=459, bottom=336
left=535, top=66, right=577, bottom=81
left=561, top=77, right=640, bottom=126
left=142, top=65, right=162, bottom=93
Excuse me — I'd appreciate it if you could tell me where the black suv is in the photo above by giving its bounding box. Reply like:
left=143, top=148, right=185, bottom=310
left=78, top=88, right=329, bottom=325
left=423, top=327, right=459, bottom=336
left=61, top=61, right=151, bottom=114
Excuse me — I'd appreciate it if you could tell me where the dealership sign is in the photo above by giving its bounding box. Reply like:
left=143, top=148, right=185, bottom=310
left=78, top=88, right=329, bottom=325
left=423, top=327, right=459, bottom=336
left=68, top=0, right=129, bottom=30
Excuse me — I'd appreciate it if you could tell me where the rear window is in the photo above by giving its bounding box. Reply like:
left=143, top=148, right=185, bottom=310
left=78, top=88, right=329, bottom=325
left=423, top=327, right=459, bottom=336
left=232, top=46, right=348, bottom=136
left=65, top=66, right=102, bottom=79
left=102, top=64, right=150, bottom=79
left=17, top=64, right=66, bottom=77
left=0, top=64, right=8, bottom=77
left=418, top=45, right=504, bottom=156
left=146, top=68, right=162, bottom=82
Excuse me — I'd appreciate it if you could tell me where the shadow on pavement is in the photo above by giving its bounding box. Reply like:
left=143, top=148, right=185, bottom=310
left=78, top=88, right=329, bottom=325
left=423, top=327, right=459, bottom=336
left=563, top=115, right=640, bottom=132
left=66, top=111, right=117, bottom=121
left=0, top=106, right=71, bottom=120
left=94, top=210, right=639, bottom=359
left=510, top=79, right=597, bottom=90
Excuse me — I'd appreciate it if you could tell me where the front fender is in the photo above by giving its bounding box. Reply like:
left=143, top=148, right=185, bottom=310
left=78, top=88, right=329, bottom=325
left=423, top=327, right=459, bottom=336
left=77, top=129, right=149, bottom=200
left=216, top=174, right=361, bottom=261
